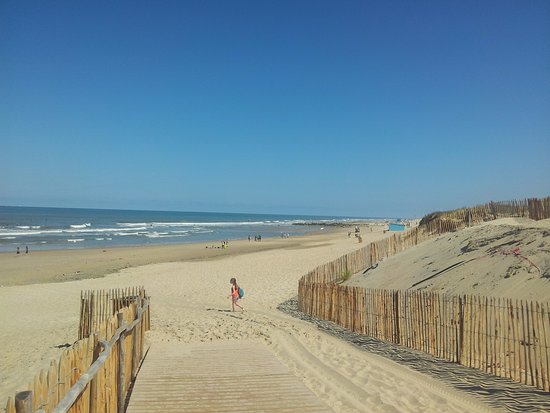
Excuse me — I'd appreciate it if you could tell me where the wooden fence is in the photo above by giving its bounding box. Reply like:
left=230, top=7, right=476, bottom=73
left=300, top=225, right=435, bottom=285
left=299, top=284, right=550, bottom=391
left=298, top=196, right=550, bottom=391
left=6, top=288, right=151, bottom=413
left=529, top=197, right=550, bottom=221
left=79, top=287, right=150, bottom=340
left=419, top=196, right=550, bottom=231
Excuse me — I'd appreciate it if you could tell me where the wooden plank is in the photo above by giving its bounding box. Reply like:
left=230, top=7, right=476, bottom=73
left=443, top=295, right=449, bottom=361
left=6, top=397, right=16, bottom=413
left=520, top=300, right=527, bottom=384
left=438, top=293, right=443, bottom=359
left=497, top=297, right=502, bottom=377
left=117, top=313, right=126, bottom=413
left=526, top=300, right=534, bottom=386
left=47, top=360, right=59, bottom=411
left=529, top=301, right=543, bottom=389
left=418, top=291, right=424, bottom=353
left=543, top=303, right=550, bottom=391
left=126, top=341, right=332, bottom=413
left=510, top=299, right=517, bottom=381
left=406, top=291, right=411, bottom=348
left=503, top=298, right=510, bottom=380
left=465, top=295, right=471, bottom=367
left=487, top=297, right=493, bottom=374
left=475, top=295, right=481, bottom=370
left=15, top=391, right=32, bottom=413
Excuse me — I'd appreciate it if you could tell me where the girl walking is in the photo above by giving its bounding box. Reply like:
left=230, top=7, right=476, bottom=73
left=229, top=277, right=244, bottom=312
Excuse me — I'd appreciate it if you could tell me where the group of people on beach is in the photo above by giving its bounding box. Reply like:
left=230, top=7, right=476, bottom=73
left=205, top=240, right=229, bottom=249
left=248, top=235, right=262, bottom=241
left=16, top=246, right=29, bottom=254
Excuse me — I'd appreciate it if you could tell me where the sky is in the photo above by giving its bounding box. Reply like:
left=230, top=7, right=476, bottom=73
left=1, top=1, right=549, bottom=218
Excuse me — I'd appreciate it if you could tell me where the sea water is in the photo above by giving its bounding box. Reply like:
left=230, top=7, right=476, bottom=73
left=0, top=206, right=376, bottom=252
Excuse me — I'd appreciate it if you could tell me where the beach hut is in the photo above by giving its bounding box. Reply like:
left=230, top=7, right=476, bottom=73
left=389, top=222, right=406, bottom=231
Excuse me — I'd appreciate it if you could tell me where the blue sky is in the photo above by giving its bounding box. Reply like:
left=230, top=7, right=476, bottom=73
left=1, top=1, right=549, bottom=218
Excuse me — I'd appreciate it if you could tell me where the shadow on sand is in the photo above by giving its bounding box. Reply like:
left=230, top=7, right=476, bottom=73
left=278, top=297, right=550, bottom=413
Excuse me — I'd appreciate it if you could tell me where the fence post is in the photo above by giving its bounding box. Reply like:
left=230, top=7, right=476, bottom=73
left=15, top=391, right=32, bottom=413
left=458, top=296, right=464, bottom=363
left=88, top=333, right=100, bottom=413
left=132, top=300, right=139, bottom=381
left=117, top=313, right=126, bottom=413
left=393, top=290, right=400, bottom=344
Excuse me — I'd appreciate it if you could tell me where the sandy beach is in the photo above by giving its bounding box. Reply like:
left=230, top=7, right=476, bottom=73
left=0, top=226, right=512, bottom=412
left=0, top=229, right=337, bottom=287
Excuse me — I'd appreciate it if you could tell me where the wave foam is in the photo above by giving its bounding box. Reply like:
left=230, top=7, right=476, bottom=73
left=114, top=232, right=141, bottom=236
left=70, top=223, right=91, bottom=229
left=116, top=222, right=147, bottom=227
left=145, top=233, right=189, bottom=239
left=67, top=226, right=147, bottom=234
left=116, top=220, right=298, bottom=228
left=0, top=230, right=61, bottom=236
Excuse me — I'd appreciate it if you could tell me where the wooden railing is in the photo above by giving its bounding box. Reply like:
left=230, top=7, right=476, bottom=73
left=5, top=289, right=151, bottom=413
left=298, top=195, right=550, bottom=391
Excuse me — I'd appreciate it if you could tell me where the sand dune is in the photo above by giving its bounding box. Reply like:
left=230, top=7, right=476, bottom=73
left=346, top=218, right=550, bottom=301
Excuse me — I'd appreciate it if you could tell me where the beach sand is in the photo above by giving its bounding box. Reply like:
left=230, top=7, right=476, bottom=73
left=0, top=231, right=335, bottom=287
left=1, top=227, right=497, bottom=413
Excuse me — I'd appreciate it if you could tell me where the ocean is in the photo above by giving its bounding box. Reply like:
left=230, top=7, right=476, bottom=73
left=0, top=206, right=377, bottom=252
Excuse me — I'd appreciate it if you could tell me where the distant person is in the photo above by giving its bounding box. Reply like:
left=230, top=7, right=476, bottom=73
left=25, top=246, right=28, bottom=254
left=248, top=235, right=251, bottom=241
left=228, top=277, right=244, bottom=312
left=16, top=247, right=20, bottom=254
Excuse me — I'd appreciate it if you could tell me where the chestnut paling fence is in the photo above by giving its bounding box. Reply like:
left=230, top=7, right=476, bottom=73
left=299, top=285, right=550, bottom=391
left=6, top=287, right=151, bottom=413
left=79, top=287, right=151, bottom=340
left=298, top=196, right=550, bottom=391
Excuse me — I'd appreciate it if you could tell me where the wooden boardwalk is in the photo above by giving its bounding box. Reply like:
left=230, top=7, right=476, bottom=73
left=126, top=340, right=332, bottom=412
